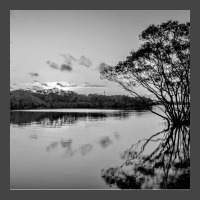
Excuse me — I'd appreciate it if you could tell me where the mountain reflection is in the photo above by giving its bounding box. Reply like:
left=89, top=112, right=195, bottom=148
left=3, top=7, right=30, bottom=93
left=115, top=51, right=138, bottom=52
left=10, top=110, right=140, bottom=127
left=101, top=125, right=190, bottom=189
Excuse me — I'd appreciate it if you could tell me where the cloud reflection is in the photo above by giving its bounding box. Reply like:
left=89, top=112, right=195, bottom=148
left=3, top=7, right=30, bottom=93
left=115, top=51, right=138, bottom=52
left=79, top=144, right=93, bottom=156
left=46, top=139, right=93, bottom=158
left=46, top=141, right=59, bottom=152
left=98, top=136, right=113, bottom=148
left=30, top=134, right=38, bottom=139
left=46, top=134, right=119, bottom=158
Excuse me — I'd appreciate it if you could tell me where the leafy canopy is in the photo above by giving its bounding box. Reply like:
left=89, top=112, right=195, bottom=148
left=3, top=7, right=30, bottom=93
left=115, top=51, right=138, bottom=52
left=101, top=20, right=190, bottom=124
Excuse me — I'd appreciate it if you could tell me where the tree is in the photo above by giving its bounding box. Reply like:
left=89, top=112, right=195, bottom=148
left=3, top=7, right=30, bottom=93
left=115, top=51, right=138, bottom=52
left=10, top=89, right=153, bottom=110
left=101, top=20, right=190, bottom=125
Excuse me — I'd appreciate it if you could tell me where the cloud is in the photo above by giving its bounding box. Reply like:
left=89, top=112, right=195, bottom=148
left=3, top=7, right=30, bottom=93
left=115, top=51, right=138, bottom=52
left=46, top=60, right=59, bottom=69
left=60, top=54, right=76, bottom=71
left=89, top=84, right=105, bottom=88
left=47, top=59, right=72, bottom=72
left=24, top=81, right=106, bottom=91
left=32, top=86, right=43, bottom=91
left=68, top=83, right=79, bottom=87
left=60, top=54, right=77, bottom=62
left=79, top=56, right=92, bottom=68
left=56, top=82, right=104, bottom=88
left=56, top=82, right=78, bottom=88
left=57, top=83, right=66, bottom=87
left=10, top=82, right=17, bottom=86
left=47, top=53, right=94, bottom=72
left=60, top=64, right=72, bottom=71
left=61, top=53, right=93, bottom=68
left=28, top=72, right=39, bottom=77
left=98, top=63, right=108, bottom=72
left=41, top=83, right=48, bottom=86
left=81, top=82, right=105, bottom=88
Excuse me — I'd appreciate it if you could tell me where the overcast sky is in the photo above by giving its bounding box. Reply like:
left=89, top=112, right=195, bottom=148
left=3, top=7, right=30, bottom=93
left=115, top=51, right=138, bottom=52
left=10, top=10, right=190, bottom=96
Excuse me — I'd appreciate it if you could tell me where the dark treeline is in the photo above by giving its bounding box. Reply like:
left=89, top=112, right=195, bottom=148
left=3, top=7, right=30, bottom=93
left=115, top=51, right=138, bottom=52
left=10, top=88, right=154, bottom=110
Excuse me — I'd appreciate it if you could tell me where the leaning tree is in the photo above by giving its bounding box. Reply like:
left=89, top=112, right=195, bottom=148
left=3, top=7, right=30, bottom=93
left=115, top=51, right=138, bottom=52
left=101, top=20, right=190, bottom=126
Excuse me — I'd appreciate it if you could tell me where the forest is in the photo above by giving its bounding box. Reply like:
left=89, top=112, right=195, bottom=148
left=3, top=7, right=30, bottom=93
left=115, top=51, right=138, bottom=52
left=10, top=88, right=154, bottom=110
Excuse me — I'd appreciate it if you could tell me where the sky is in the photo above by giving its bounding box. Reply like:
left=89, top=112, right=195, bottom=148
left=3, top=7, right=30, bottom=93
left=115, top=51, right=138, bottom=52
left=10, top=10, right=190, bottom=96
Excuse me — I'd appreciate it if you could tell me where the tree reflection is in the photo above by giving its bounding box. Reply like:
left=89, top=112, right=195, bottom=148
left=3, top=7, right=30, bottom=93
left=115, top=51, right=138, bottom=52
left=10, top=110, right=136, bottom=127
left=101, top=125, right=190, bottom=189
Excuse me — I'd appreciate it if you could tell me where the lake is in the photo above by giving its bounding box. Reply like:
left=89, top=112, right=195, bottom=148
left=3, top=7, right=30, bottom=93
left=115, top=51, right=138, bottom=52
left=10, top=109, right=164, bottom=189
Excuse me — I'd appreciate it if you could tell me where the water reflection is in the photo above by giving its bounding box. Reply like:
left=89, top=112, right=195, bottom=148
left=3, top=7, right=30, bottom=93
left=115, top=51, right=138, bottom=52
left=10, top=109, right=163, bottom=189
left=60, top=139, right=72, bottom=148
left=80, top=144, right=93, bottom=156
left=99, top=136, right=113, bottom=148
left=114, top=132, right=120, bottom=139
left=46, top=141, right=59, bottom=152
left=101, top=125, right=190, bottom=189
left=10, top=110, right=143, bottom=127
left=46, top=135, right=118, bottom=158
left=46, top=139, right=93, bottom=157
left=29, top=134, right=38, bottom=139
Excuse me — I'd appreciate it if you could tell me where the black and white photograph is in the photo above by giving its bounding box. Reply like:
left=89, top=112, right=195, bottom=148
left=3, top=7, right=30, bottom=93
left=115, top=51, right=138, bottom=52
left=10, top=10, right=190, bottom=190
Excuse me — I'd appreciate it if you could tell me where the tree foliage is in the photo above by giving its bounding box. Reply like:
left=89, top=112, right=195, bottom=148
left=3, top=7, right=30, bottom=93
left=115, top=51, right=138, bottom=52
left=101, top=20, right=190, bottom=125
left=10, top=89, right=153, bottom=110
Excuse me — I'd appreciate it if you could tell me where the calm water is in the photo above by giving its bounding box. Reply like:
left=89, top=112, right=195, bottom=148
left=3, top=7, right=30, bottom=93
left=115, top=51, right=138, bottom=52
left=10, top=109, right=164, bottom=189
